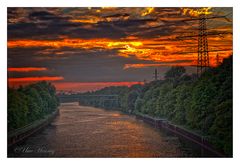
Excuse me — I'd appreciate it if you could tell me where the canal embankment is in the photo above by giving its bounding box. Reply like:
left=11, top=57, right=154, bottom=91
left=8, top=109, right=59, bottom=147
left=135, top=113, right=226, bottom=157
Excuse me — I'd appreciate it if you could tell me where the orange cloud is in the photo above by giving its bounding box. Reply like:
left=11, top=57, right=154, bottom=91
left=8, top=67, right=47, bottom=72
left=7, top=36, right=232, bottom=68
left=182, top=7, right=213, bottom=17
left=8, top=76, right=64, bottom=82
left=69, top=15, right=104, bottom=24
left=8, top=76, right=64, bottom=88
left=124, top=62, right=192, bottom=69
left=7, top=38, right=143, bottom=49
left=141, top=7, right=155, bottom=16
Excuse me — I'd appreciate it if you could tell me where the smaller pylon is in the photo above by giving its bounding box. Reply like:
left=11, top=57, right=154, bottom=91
left=153, top=68, right=158, bottom=81
left=143, top=79, right=147, bottom=84
left=216, top=53, right=220, bottom=66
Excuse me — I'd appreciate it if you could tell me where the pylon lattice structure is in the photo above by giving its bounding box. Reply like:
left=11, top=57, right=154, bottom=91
left=197, top=14, right=210, bottom=75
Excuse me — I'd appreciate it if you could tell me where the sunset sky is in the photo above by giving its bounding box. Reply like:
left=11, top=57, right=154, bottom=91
left=7, top=7, right=232, bottom=92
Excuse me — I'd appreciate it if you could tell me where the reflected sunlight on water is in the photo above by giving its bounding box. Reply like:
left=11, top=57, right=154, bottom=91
left=9, top=102, right=211, bottom=157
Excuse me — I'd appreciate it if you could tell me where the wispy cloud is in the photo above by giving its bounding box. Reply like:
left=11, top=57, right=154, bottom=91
left=8, top=67, right=48, bottom=72
left=123, top=62, right=192, bottom=69
left=8, top=76, right=64, bottom=82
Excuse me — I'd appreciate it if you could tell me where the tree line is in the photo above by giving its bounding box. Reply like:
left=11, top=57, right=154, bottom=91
left=8, top=81, right=59, bottom=132
left=79, top=55, right=233, bottom=156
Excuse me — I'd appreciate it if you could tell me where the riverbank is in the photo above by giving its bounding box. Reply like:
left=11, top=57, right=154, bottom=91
left=8, top=109, right=59, bottom=147
left=135, top=113, right=226, bottom=157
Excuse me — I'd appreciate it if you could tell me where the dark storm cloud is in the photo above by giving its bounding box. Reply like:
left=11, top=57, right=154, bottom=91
left=68, top=22, right=127, bottom=39
left=103, top=13, right=130, bottom=18
left=68, top=18, right=161, bottom=39
left=134, top=27, right=173, bottom=39
left=8, top=9, right=73, bottom=40
left=8, top=9, right=128, bottom=40
left=6, top=7, right=187, bottom=41
left=28, top=11, right=65, bottom=21
left=8, top=7, right=184, bottom=40
left=8, top=21, right=65, bottom=40
left=8, top=7, right=232, bottom=40
left=110, top=18, right=157, bottom=27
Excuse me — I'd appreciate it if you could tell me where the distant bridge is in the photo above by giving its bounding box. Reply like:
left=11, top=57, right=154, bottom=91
left=57, top=94, right=119, bottom=104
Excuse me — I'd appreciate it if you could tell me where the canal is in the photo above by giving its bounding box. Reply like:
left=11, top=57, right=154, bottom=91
left=8, top=102, right=216, bottom=157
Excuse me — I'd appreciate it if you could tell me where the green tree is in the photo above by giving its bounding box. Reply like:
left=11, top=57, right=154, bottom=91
left=8, top=89, right=28, bottom=130
left=8, top=81, right=59, bottom=131
left=164, top=66, right=186, bottom=80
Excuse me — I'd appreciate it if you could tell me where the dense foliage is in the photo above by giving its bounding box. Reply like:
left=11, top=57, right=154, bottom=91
left=8, top=81, right=59, bottom=131
left=79, top=56, right=233, bottom=156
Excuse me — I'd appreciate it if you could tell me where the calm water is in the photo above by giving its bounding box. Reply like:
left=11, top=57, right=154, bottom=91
left=8, top=102, right=215, bottom=157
